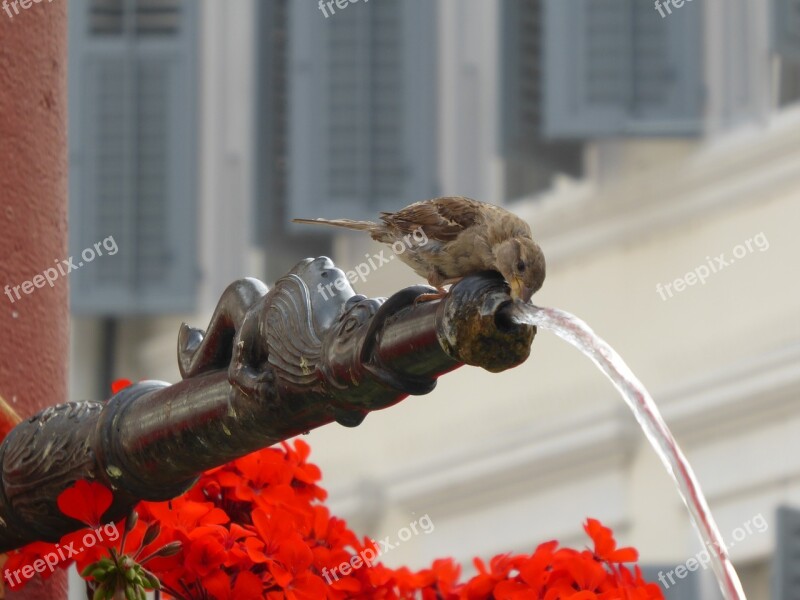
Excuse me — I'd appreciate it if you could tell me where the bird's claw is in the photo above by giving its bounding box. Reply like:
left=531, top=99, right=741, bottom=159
left=414, top=289, right=449, bottom=304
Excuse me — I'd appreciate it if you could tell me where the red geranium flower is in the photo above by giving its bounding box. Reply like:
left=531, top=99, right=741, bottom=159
left=57, top=479, right=113, bottom=527
left=111, top=378, right=133, bottom=394
left=185, top=535, right=228, bottom=578
left=204, top=570, right=264, bottom=600
left=585, top=518, right=639, bottom=563
left=9, top=427, right=662, bottom=600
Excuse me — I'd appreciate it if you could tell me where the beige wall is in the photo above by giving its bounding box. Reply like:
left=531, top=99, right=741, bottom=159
left=306, top=110, right=800, bottom=600
left=68, top=110, right=800, bottom=600
left=66, top=14, right=800, bottom=598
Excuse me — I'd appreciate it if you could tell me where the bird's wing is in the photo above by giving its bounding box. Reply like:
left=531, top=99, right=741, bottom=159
left=379, top=196, right=485, bottom=243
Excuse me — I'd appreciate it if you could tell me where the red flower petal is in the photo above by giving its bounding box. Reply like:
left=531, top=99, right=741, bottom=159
left=111, top=379, right=133, bottom=394
left=494, top=579, right=536, bottom=600
left=57, top=480, right=113, bottom=527
left=233, top=571, right=265, bottom=599
left=185, top=536, right=227, bottom=577
left=584, top=518, right=639, bottom=563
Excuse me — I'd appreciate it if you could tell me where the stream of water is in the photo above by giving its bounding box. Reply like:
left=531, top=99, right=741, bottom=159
left=506, top=303, right=746, bottom=600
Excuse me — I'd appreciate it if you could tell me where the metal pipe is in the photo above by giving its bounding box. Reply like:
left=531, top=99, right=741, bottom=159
left=0, top=262, right=535, bottom=552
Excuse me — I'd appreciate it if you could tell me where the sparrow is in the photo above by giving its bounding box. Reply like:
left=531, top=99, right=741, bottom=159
left=292, top=196, right=545, bottom=302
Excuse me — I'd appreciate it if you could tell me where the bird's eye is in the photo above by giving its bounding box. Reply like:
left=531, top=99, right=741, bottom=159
left=516, top=260, right=526, bottom=272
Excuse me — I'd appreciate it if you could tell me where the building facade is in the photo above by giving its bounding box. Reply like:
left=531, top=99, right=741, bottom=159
left=68, top=1, right=800, bottom=598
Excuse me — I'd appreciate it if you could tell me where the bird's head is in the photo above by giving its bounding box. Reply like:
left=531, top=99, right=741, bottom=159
left=493, top=237, right=546, bottom=302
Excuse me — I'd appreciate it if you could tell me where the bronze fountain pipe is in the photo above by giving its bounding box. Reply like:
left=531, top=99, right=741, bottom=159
left=0, top=258, right=535, bottom=552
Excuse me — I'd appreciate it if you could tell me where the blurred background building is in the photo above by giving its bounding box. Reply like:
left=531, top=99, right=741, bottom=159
left=66, top=0, right=800, bottom=598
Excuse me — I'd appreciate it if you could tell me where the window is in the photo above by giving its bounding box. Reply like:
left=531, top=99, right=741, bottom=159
left=774, top=506, right=800, bottom=600
left=69, top=0, right=198, bottom=314
left=542, top=0, right=704, bottom=138
left=287, top=0, right=438, bottom=222
left=500, top=0, right=583, bottom=199
left=775, top=0, right=800, bottom=106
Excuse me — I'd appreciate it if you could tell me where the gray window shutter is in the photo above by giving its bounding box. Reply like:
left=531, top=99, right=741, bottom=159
left=254, top=0, right=290, bottom=237
left=774, top=0, right=800, bottom=60
left=69, top=0, right=197, bottom=315
left=775, top=506, right=800, bottom=600
left=288, top=0, right=438, bottom=222
left=543, top=0, right=704, bottom=138
left=500, top=0, right=583, bottom=199
left=640, top=564, right=701, bottom=600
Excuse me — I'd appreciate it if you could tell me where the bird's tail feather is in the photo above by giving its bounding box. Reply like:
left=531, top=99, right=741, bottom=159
left=292, top=218, right=377, bottom=232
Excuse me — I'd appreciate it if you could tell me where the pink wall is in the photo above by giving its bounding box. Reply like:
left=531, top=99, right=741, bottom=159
left=0, top=1, right=69, bottom=597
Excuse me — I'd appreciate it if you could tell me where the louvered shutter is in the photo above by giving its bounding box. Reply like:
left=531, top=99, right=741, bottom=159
left=288, top=0, right=437, bottom=222
left=69, top=0, right=197, bottom=315
left=255, top=0, right=290, bottom=232
left=501, top=0, right=582, bottom=198
left=774, top=0, right=800, bottom=60
left=543, top=0, right=703, bottom=138
left=775, top=506, right=800, bottom=600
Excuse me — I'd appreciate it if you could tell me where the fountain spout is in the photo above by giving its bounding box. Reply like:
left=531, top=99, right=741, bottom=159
left=0, top=258, right=535, bottom=552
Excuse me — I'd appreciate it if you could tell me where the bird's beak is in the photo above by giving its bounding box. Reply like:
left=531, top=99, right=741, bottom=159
left=510, top=277, right=533, bottom=303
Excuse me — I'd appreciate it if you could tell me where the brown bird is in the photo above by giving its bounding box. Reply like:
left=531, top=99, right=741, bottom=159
left=292, top=196, right=545, bottom=302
